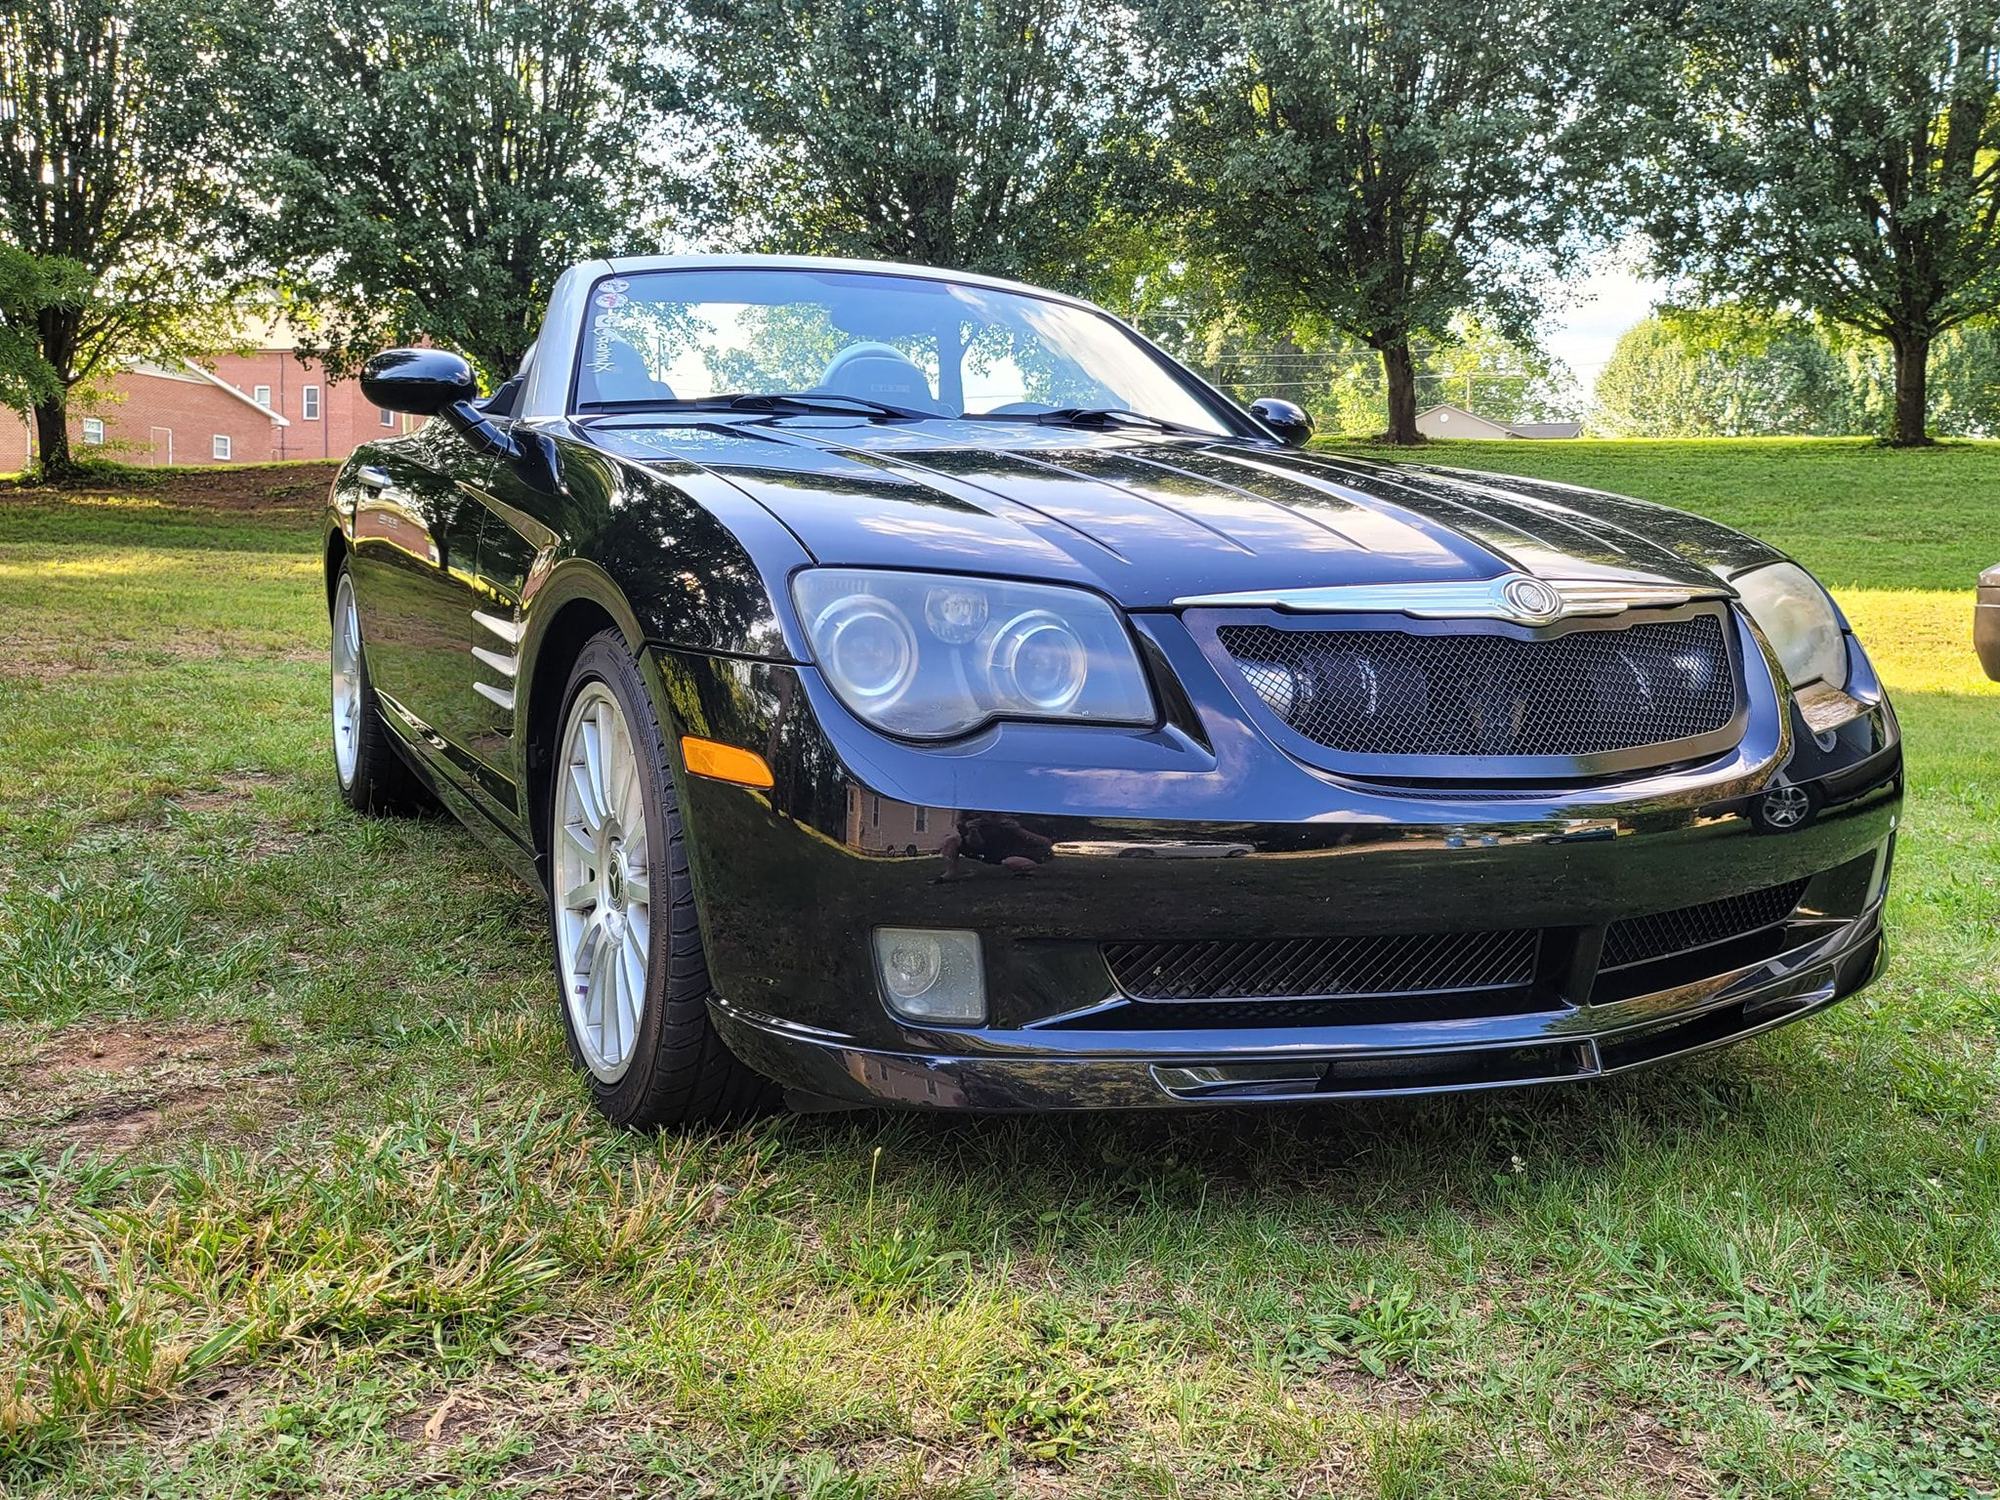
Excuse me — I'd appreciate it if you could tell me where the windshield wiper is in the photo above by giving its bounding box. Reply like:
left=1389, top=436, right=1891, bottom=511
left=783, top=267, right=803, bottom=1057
left=977, top=405, right=1212, bottom=437
left=577, top=391, right=933, bottom=422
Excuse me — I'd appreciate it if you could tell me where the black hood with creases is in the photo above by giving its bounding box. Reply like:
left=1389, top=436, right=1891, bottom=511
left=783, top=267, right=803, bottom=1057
left=598, top=421, right=1782, bottom=607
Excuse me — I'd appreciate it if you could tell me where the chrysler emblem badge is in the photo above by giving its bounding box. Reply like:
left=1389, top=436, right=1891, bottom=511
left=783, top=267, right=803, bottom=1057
left=1498, top=575, right=1564, bottom=624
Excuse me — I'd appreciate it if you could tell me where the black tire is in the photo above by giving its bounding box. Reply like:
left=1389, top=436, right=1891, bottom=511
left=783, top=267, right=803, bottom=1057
left=330, top=562, right=433, bottom=817
left=549, top=631, right=777, bottom=1127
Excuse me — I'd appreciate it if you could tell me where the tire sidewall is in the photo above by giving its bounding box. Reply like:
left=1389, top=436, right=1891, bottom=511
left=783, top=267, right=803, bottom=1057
left=550, top=636, right=677, bottom=1122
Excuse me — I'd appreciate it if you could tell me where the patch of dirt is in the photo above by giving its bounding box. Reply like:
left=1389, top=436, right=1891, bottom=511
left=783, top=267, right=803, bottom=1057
left=2, top=461, right=340, bottom=512
left=169, top=771, right=286, bottom=814
left=1621, top=1411, right=1717, bottom=1495
left=20, top=1021, right=235, bottom=1082
left=3, top=1020, right=291, bottom=1156
left=0, top=654, right=95, bottom=683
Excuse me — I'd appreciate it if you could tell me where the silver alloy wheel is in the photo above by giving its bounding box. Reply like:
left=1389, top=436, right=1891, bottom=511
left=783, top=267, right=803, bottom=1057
left=331, top=574, right=362, bottom=788
left=553, top=681, right=653, bottom=1083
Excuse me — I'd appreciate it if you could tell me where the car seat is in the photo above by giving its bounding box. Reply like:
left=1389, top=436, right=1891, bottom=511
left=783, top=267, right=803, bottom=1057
left=818, top=342, right=938, bottom=410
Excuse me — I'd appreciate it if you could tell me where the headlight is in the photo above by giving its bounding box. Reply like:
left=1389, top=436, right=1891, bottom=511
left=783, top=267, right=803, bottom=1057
left=792, top=569, right=1155, bottom=738
left=1734, top=561, right=1848, bottom=691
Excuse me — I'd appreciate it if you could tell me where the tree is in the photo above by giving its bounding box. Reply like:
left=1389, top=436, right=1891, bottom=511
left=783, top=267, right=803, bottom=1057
left=1150, top=0, right=1634, bottom=443
left=1832, top=322, right=2000, bottom=437
left=680, top=0, right=1133, bottom=291
left=0, top=246, right=88, bottom=419
left=0, top=0, right=252, bottom=479
left=1643, top=0, right=2000, bottom=446
left=1201, top=320, right=1578, bottom=435
left=1591, top=313, right=1858, bottom=436
left=251, top=0, right=683, bottom=385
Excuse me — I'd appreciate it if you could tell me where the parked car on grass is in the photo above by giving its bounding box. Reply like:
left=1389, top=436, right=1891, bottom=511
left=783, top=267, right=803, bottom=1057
left=325, top=255, right=1902, bottom=1125
left=1979, top=564, right=2000, bottom=680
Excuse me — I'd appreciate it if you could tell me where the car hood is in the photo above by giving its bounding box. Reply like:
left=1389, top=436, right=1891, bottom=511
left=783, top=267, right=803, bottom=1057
left=597, top=420, right=1781, bottom=606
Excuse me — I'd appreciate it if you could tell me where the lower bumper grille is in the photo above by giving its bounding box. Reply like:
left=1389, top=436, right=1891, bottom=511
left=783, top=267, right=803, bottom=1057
left=1601, top=879, right=1810, bottom=970
left=1103, top=928, right=1541, bottom=1003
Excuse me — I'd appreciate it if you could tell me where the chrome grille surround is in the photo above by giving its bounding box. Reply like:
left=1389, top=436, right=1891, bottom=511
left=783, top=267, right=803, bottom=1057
left=1192, top=601, right=1746, bottom=779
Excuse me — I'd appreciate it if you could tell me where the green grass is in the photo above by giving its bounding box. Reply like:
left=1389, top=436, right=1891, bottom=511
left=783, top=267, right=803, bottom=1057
left=3, top=444, right=1998, bottom=1497
left=1375, top=436, right=1999, bottom=591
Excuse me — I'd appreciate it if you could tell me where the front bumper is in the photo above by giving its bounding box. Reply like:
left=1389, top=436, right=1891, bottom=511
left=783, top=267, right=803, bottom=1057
left=651, top=611, right=1902, bottom=1111
left=711, top=906, right=1886, bottom=1108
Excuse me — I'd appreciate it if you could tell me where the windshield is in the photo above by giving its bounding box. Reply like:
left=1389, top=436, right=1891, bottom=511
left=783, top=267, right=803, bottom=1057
left=572, top=267, right=1234, bottom=434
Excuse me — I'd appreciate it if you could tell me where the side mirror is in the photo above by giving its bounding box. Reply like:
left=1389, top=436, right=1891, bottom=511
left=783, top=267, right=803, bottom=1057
left=1250, top=396, right=1315, bottom=449
left=360, top=346, right=562, bottom=493
left=360, top=347, right=478, bottom=416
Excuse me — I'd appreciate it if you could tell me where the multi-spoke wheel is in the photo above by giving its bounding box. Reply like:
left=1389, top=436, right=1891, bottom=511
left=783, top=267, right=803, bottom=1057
left=329, top=562, right=431, bottom=816
left=546, top=632, right=775, bottom=1125
left=555, top=682, right=653, bottom=1082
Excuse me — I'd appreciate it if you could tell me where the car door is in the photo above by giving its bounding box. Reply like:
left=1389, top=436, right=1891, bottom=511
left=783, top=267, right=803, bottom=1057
left=346, top=420, right=493, bottom=778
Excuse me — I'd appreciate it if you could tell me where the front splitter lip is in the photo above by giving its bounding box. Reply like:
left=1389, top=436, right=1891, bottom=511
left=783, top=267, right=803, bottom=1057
left=709, top=910, right=1885, bottom=1111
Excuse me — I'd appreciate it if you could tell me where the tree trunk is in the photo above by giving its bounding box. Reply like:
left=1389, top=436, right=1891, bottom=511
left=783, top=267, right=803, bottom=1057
left=1888, top=330, right=1932, bottom=447
left=1381, top=339, right=1421, bottom=445
left=32, top=394, right=74, bottom=483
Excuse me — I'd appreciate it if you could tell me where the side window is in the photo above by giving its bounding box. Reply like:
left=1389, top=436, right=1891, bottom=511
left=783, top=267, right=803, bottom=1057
left=212, top=434, right=232, bottom=460
left=302, top=386, right=321, bottom=420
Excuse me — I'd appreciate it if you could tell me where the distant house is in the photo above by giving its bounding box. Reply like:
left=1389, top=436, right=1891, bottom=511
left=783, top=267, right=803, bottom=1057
left=0, top=321, right=416, bottom=471
left=1416, top=404, right=1582, bottom=440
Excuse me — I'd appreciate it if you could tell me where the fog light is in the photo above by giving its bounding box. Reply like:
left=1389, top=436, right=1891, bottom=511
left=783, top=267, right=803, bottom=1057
left=874, top=927, right=985, bottom=1024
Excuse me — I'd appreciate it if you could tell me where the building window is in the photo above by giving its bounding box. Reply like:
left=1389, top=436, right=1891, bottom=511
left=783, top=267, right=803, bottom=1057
left=914, top=806, right=927, bottom=833
left=870, top=795, right=881, bottom=828
left=302, top=385, right=321, bottom=420
left=253, top=384, right=271, bottom=408
left=81, top=417, right=105, bottom=445
left=212, top=433, right=232, bottom=461
left=379, top=406, right=395, bottom=427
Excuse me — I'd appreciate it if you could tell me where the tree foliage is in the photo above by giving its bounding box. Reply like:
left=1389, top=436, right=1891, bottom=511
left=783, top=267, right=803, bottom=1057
left=1592, top=313, right=1855, bottom=436
left=251, top=0, right=684, bottom=385
left=681, top=0, right=1134, bottom=292
left=1149, top=0, right=1634, bottom=443
left=1641, top=0, right=2000, bottom=445
left=0, top=245, right=88, bottom=416
left=1201, top=319, right=1578, bottom=435
left=0, top=0, right=253, bottom=478
left=1591, top=310, right=2000, bottom=436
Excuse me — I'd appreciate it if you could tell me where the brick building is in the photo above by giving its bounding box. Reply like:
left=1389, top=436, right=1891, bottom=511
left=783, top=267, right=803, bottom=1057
left=0, top=325, right=415, bottom=471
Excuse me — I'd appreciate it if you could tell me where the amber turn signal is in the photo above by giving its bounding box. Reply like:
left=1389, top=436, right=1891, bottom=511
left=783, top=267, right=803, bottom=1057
left=680, top=735, right=774, bottom=788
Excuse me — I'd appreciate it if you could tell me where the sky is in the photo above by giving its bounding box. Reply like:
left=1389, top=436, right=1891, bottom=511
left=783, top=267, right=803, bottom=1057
left=1540, top=248, right=1668, bottom=407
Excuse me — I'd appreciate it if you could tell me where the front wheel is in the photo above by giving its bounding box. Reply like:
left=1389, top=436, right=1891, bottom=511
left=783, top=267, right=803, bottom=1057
left=330, top=564, right=432, bottom=816
left=548, top=631, right=775, bottom=1127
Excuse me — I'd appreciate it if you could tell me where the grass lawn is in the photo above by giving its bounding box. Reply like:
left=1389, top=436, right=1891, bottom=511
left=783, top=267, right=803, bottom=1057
left=2, top=442, right=1997, bottom=1498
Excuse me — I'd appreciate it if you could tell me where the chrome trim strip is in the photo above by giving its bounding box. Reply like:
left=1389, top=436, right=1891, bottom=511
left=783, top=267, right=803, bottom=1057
left=471, top=645, right=518, bottom=679
left=473, top=680, right=516, bottom=710
left=471, top=609, right=525, bottom=646
left=1172, top=572, right=1732, bottom=624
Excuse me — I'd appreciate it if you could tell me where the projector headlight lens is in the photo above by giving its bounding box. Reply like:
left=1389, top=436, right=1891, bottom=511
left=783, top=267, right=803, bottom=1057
left=813, top=594, right=919, bottom=709
left=1734, top=561, right=1848, bottom=691
left=987, top=609, right=1088, bottom=712
left=794, top=569, right=1153, bottom=738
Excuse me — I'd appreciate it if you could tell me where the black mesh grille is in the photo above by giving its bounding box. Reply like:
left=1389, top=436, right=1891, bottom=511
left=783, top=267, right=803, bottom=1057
left=1217, top=613, right=1735, bottom=759
left=1600, top=879, right=1810, bottom=970
left=1103, top=929, right=1541, bottom=1002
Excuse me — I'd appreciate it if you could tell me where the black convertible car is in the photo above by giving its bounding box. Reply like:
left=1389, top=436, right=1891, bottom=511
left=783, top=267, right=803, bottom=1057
left=327, top=255, right=1901, bottom=1125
